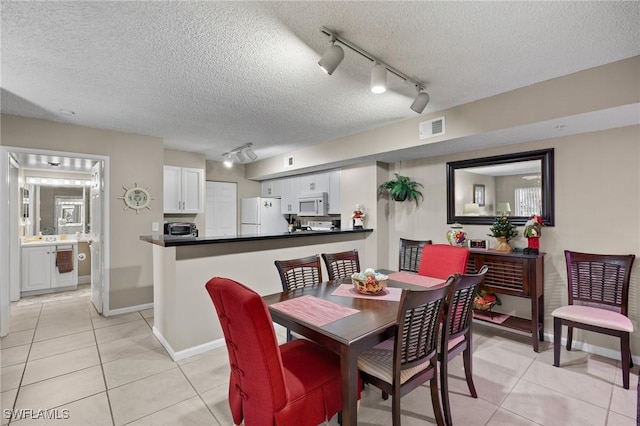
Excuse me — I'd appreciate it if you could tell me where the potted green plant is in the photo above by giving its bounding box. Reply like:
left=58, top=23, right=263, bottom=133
left=488, top=216, right=517, bottom=252
left=378, top=173, right=424, bottom=207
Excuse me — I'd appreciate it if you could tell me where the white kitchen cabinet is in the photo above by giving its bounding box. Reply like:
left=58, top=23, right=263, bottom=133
left=261, top=179, right=282, bottom=198
left=280, top=177, right=301, bottom=214
left=328, top=169, right=341, bottom=214
left=164, top=166, right=204, bottom=214
left=22, top=243, right=78, bottom=293
left=299, top=172, right=330, bottom=193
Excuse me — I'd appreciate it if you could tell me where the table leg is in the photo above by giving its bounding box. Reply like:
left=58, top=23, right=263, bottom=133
left=340, top=345, right=358, bottom=425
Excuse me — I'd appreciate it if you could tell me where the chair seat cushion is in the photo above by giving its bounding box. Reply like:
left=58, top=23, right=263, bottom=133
left=552, top=305, right=633, bottom=332
left=358, top=340, right=430, bottom=385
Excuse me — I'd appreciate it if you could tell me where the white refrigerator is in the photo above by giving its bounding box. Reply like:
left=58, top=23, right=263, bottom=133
left=241, top=197, right=288, bottom=235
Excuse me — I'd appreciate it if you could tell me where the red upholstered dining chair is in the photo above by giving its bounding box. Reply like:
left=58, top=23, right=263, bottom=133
left=357, top=277, right=455, bottom=426
left=322, top=249, right=360, bottom=280
left=552, top=250, right=636, bottom=389
left=439, top=265, right=488, bottom=426
left=418, top=244, right=470, bottom=280
left=274, top=254, right=323, bottom=341
left=399, top=238, right=432, bottom=273
left=205, top=277, right=344, bottom=425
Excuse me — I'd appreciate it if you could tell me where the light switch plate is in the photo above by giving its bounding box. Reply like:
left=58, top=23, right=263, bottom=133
left=152, top=222, right=159, bottom=232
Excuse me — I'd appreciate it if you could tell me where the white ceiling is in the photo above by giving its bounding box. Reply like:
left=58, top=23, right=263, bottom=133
left=2, top=1, right=639, bottom=168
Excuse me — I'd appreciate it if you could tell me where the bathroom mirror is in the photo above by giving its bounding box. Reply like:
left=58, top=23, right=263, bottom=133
left=23, top=176, right=90, bottom=235
left=446, top=148, right=555, bottom=226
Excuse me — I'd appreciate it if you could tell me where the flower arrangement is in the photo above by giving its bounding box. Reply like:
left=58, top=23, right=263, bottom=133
left=473, top=289, right=501, bottom=311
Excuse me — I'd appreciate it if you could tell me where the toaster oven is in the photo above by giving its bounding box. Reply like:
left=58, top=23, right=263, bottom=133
left=164, top=222, right=198, bottom=237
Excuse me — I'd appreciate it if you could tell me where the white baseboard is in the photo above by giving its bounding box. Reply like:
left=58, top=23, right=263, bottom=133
left=543, top=332, right=640, bottom=365
left=78, top=275, right=91, bottom=285
left=152, top=326, right=226, bottom=361
left=104, top=302, right=154, bottom=317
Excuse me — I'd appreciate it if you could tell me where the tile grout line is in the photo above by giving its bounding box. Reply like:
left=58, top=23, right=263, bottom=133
left=5, top=303, right=42, bottom=425
left=90, top=302, right=135, bottom=426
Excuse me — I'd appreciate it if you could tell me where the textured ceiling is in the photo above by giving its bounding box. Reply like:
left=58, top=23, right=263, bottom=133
left=2, top=1, right=639, bottom=164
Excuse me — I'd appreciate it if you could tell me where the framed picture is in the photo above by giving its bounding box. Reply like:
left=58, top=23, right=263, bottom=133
left=473, top=184, right=485, bottom=207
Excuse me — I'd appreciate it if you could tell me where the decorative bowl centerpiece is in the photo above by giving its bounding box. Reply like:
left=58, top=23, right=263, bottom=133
left=473, top=289, right=501, bottom=311
left=351, top=268, right=389, bottom=295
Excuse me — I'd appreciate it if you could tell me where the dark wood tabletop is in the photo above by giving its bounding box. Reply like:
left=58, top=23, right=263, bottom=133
left=263, top=275, right=443, bottom=426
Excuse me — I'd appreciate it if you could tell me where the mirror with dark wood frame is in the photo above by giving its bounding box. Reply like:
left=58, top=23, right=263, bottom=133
left=446, top=148, right=555, bottom=226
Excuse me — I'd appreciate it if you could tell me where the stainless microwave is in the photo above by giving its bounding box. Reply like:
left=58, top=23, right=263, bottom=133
left=296, top=192, right=328, bottom=216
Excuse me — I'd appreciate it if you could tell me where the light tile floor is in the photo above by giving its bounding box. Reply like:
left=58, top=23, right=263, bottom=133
left=1, top=291, right=637, bottom=425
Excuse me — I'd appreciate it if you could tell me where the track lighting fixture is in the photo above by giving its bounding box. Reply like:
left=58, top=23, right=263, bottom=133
left=318, top=36, right=344, bottom=75
left=222, top=143, right=258, bottom=167
left=370, top=63, right=387, bottom=94
left=318, top=26, right=429, bottom=113
left=410, top=86, right=430, bottom=114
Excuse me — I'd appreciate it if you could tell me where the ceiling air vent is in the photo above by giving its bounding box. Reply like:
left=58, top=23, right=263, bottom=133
left=419, top=116, right=445, bottom=140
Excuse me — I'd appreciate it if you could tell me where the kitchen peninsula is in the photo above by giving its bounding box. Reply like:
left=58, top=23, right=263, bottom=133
left=141, top=228, right=374, bottom=360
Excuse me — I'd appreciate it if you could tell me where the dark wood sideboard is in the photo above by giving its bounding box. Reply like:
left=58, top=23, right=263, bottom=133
left=467, top=249, right=545, bottom=352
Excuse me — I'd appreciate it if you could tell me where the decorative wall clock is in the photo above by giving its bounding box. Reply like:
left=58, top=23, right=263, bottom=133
left=118, top=183, right=153, bottom=214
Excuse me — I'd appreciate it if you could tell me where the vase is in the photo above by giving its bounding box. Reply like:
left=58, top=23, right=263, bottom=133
left=446, top=223, right=467, bottom=247
left=495, top=237, right=512, bottom=252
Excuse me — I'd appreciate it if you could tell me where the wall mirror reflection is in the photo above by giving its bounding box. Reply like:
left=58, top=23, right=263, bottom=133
left=22, top=176, right=91, bottom=235
left=446, top=149, right=555, bottom=226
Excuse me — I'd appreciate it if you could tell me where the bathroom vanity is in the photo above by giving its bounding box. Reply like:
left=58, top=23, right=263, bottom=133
left=21, top=239, right=78, bottom=295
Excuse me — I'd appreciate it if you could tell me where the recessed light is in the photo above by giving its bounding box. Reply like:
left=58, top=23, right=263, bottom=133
left=59, top=109, right=75, bottom=116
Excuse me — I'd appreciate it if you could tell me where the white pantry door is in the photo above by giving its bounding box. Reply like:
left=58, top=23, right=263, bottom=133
left=205, top=181, right=237, bottom=237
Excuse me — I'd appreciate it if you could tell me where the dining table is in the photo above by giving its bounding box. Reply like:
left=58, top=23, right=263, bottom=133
left=262, top=270, right=445, bottom=426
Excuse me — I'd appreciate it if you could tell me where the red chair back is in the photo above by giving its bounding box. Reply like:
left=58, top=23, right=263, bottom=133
left=418, top=244, right=470, bottom=279
left=205, top=277, right=287, bottom=425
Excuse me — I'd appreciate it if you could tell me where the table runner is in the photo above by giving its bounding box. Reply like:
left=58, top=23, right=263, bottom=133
left=270, top=295, right=359, bottom=326
left=331, top=284, right=402, bottom=301
left=388, top=271, right=445, bottom=288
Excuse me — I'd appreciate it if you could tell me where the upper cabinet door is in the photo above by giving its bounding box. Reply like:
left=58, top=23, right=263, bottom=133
left=181, top=167, right=204, bottom=214
left=280, top=177, right=300, bottom=214
left=163, top=166, right=182, bottom=213
left=261, top=179, right=282, bottom=198
left=328, top=169, right=341, bottom=214
left=164, top=166, right=204, bottom=214
left=299, top=172, right=329, bottom=193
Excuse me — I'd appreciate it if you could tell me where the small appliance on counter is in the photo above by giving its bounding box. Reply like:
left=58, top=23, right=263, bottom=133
left=307, top=220, right=336, bottom=231
left=164, top=222, right=198, bottom=237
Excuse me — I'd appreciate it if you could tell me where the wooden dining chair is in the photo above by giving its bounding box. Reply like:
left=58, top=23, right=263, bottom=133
left=399, top=238, right=432, bottom=273
left=552, top=250, right=636, bottom=389
left=205, top=277, right=344, bottom=426
left=274, top=254, right=323, bottom=341
left=439, top=265, right=488, bottom=425
left=322, top=249, right=360, bottom=280
left=418, top=244, right=470, bottom=280
left=358, top=277, right=455, bottom=426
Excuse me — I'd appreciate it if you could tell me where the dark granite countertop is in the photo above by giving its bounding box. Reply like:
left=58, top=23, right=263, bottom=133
left=140, top=228, right=373, bottom=247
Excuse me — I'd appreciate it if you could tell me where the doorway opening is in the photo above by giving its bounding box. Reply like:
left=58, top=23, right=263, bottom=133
left=0, top=146, right=109, bottom=337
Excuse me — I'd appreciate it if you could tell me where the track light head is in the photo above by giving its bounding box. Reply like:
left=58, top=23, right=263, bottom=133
left=318, top=41, right=344, bottom=75
left=223, top=154, right=233, bottom=168
left=410, top=88, right=430, bottom=114
left=245, top=147, right=257, bottom=162
left=235, top=150, right=246, bottom=163
left=370, top=63, right=387, bottom=94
